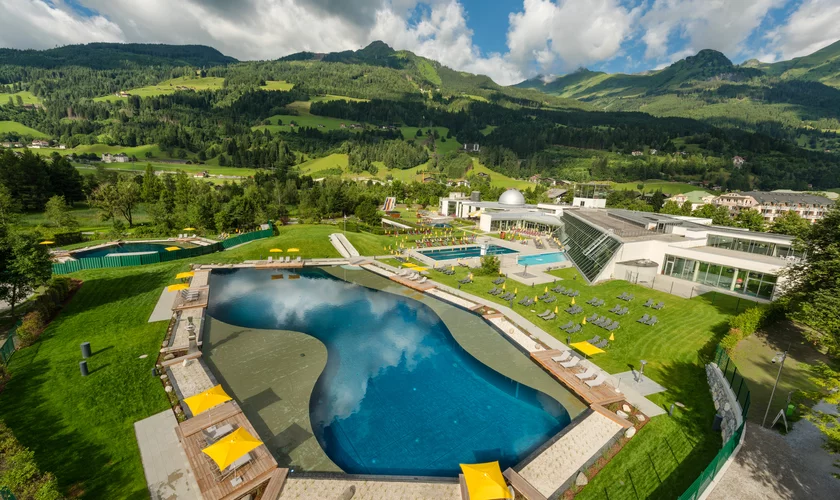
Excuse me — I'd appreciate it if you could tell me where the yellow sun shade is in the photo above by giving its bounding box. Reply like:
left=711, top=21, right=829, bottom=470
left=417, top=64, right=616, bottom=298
left=459, top=462, right=511, bottom=500
left=39, top=240, right=55, bottom=245
left=570, top=341, right=605, bottom=356
left=201, top=427, right=263, bottom=471
left=269, top=248, right=283, bottom=253
left=183, top=384, right=232, bottom=416
left=286, top=248, right=300, bottom=252
left=176, top=271, right=195, bottom=279
left=167, top=284, right=190, bottom=292
left=165, top=246, right=181, bottom=251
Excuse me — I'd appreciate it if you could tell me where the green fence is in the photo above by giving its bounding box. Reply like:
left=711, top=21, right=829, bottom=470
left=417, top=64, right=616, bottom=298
left=678, top=346, right=751, bottom=500
left=0, top=331, right=16, bottom=365
left=0, top=486, right=16, bottom=500
left=52, top=228, right=274, bottom=275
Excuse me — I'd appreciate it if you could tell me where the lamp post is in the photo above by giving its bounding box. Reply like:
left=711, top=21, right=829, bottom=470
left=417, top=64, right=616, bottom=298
left=639, top=360, right=647, bottom=383
left=762, top=347, right=789, bottom=428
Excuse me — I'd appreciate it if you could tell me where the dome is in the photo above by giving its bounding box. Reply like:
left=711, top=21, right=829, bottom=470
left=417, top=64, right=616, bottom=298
left=499, top=189, right=526, bottom=206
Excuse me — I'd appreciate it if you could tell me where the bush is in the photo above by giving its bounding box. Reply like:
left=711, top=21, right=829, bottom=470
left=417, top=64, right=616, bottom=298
left=0, top=421, right=63, bottom=500
left=477, top=255, right=501, bottom=275
left=721, top=304, right=784, bottom=352
left=15, top=311, right=46, bottom=347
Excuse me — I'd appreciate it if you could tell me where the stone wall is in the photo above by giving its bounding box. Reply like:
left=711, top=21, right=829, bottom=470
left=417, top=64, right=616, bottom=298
left=706, top=363, right=744, bottom=443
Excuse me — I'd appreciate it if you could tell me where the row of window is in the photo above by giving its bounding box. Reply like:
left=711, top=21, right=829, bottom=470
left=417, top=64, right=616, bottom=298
left=560, top=213, right=621, bottom=282
left=663, top=255, right=778, bottom=299
left=707, top=234, right=802, bottom=259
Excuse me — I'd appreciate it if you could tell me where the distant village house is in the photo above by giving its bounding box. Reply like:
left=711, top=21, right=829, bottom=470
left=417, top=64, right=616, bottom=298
left=101, top=153, right=130, bottom=163
left=462, top=143, right=480, bottom=153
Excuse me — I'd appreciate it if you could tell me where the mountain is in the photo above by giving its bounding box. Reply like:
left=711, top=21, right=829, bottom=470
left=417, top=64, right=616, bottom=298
left=762, top=39, right=840, bottom=86
left=0, top=43, right=238, bottom=69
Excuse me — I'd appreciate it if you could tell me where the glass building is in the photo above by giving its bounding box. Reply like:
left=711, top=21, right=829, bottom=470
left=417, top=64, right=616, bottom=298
left=707, top=234, right=802, bottom=260
left=662, top=254, right=778, bottom=299
left=560, top=212, right=622, bottom=282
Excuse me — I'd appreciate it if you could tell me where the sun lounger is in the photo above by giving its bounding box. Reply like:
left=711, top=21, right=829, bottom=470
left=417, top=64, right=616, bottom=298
left=552, top=285, right=565, bottom=293
left=593, top=317, right=606, bottom=327
left=595, top=299, right=605, bottom=307
left=617, top=292, right=628, bottom=300
left=626, top=294, right=634, bottom=301
left=501, top=293, right=514, bottom=300
left=559, top=356, right=580, bottom=368
left=543, top=313, right=556, bottom=321
left=607, top=321, right=620, bottom=331
left=653, top=302, right=664, bottom=310
left=595, top=339, right=609, bottom=349
left=617, top=307, right=629, bottom=316
left=585, top=374, right=606, bottom=387
left=586, top=298, right=598, bottom=305
left=493, top=278, right=505, bottom=285
left=417, top=277, right=427, bottom=284
left=637, top=314, right=651, bottom=323
left=489, top=287, right=499, bottom=294
left=559, top=321, right=574, bottom=330
left=552, top=351, right=571, bottom=363
left=523, top=298, right=534, bottom=307
left=609, top=304, right=621, bottom=313
left=537, top=309, right=552, bottom=318
left=458, top=277, right=472, bottom=284
left=645, top=315, right=658, bottom=326
left=539, top=293, right=551, bottom=300
left=642, top=298, right=654, bottom=307
left=267, top=256, right=273, bottom=263
left=586, top=335, right=601, bottom=344
left=586, top=313, right=598, bottom=322
left=570, top=290, right=580, bottom=297
left=544, top=295, right=556, bottom=303
left=565, top=324, right=581, bottom=334
left=575, top=366, right=598, bottom=380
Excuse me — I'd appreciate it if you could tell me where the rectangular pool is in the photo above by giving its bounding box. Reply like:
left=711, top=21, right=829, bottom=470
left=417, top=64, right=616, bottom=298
left=518, top=252, right=567, bottom=266
left=418, top=245, right=518, bottom=261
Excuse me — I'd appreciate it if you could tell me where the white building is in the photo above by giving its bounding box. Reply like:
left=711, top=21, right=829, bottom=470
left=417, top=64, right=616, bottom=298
left=438, top=189, right=565, bottom=233
left=102, top=153, right=130, bottom=163
left=712, top=191, right=833, bottom=224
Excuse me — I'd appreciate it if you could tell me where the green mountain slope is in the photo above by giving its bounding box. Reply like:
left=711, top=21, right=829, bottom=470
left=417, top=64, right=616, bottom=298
left=762, top=39, right=840, bottom=86
left=0, top=43, right=237, bottom=69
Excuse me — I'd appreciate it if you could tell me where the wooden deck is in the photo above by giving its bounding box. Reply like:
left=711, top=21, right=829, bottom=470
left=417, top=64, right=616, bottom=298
left=176, top=401, right=280, bottom=500
left=389, top=275, right=436, bottom=291
left=172, top=286, right=209, bottom=311
left=254, top=261, right=305, bottom=269
left=260, top=467, right=290, bottom=500
left=504, top=468, right=547, bottom=500
left=532, top=350, right=624, bottom=406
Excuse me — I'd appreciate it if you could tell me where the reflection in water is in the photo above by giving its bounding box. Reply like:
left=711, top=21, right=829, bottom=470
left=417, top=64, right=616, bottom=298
left=207, top=267, right=572, bottom=476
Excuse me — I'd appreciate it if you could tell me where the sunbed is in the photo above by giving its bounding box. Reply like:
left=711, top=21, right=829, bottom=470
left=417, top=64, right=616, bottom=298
left=585, top=374, right=606, bottom=387
left=559, top=356, right=580, bottom=368
left=637, top=314, right=651, bottom=323
left=575, top=367, right=597, bottom=380
left=551, top=351, right=571, bottom=363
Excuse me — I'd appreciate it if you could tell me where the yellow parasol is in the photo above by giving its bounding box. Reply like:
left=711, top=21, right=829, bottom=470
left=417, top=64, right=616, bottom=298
left=175, top=271, right=195, bottom=280
left=502, top=283, right=506, bottom=290
left=269, top=248, right=283, bottom=253
left=554, top=305, right=558, bottom=313
left=514, top=287, right=518, bottom=294
left=544, top=286, right=548, bottom=293
left=286, top=248, right=300, bottom=253
left=183, top=384, right=232, bottom=416
left=609, top=332, right=615, bottom=341
left=459, top=462, right=512, bottom=500
left=582, top=316, right=587, bottom=325
left=570, top=341, right=605, bottom=356
left=571, top=297, right=576, bottom=305
left=165, top=246, right=181, bottom=251
left=202, top=428, right=263, bottom=472
left=183, top=227, right=196, bottom=231
left=39, top=240, right=55, bottom=245
left=167, top=283, right=189, bottom=292
left=534, top=295, right=538, bottom=303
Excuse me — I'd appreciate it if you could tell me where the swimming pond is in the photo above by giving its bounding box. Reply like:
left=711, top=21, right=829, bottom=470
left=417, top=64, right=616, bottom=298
left=518, top=252, right=568, bottom=266
left=418, top=244, right=518, bottom=261
left=73, top=242, right=184, bottom=258
left=205, top=267, right=573, bottom=476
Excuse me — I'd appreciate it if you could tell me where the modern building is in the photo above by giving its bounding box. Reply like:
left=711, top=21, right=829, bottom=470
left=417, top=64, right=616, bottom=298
left=438, top=189, right=564, bottom=233
left=559, top=209, right=798, bottom=300
left=712, top=191, right=834, bottom=224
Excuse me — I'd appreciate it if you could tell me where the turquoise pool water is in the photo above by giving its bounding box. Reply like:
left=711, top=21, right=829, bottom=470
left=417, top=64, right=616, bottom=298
left=206, top=267, right=571, bottom=476
left=73, top=242, right=182, bottom=258
left=518, top=252, right=568, bottom=266
left=418, top=244, right=518, bottom=261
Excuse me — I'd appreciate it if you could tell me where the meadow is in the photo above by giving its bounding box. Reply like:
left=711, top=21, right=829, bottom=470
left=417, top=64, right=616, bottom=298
left=0, top=120, right=48, bottom=138
left=0, top=90, right=41, bottom=106
left=611, top=180, right=712, bottom=195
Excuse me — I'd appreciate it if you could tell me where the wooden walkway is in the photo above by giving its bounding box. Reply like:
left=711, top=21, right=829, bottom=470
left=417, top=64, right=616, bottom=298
left=176, top=401, right=282, bottom=500
left=389, top=275, right=436, bottom=291
left=532, top=350, right=624, bottom=406
left=254, top=261, right=305, bottom=269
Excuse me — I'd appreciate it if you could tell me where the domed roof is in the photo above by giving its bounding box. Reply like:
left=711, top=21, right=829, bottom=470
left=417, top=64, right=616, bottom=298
left=499, top=189, right=526, bottom=206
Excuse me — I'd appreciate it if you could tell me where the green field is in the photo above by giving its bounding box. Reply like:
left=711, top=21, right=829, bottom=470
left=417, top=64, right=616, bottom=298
left=93, top=77, right=226, bottom=102
left=73, top=161, right=257, bottom=179
left=611, top=180, right=713, bottom=195
left=254, top=113, right=364, bottom=133
left=0, top=120, right=48, bottom=138
left=0, top=90, right=41, bottom=106
left=260, top=80, right=294, bottom=91
left=310, top=94, right=369, bottom=103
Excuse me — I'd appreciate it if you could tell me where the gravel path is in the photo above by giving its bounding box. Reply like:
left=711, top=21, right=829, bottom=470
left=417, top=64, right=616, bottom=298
left=708, top=422, right=838, bottom=499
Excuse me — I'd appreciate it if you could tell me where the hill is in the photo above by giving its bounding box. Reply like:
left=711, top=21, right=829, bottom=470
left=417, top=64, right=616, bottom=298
left=0, top=43, right=237, bottom=69
left=762, top=39, right=840, bottom=87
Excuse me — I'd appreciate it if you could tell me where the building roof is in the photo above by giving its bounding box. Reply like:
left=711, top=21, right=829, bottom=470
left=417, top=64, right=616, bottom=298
left=672, top=190, right=713, bottom=203
left=741, top=191, right=834, bottom=205
left=545, top=188, right=568, bottom=199
left=499, top=189, right=526, bottom=206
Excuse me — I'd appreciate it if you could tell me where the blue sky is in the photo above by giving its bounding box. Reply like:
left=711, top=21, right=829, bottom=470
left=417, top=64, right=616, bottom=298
left=1, top=0, right=839, bottom=85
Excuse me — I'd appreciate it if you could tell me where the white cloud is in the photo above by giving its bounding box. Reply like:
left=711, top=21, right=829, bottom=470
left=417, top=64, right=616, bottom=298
left=0, top=0, right=124, bottom=48
left=640, top=0, right=784, bottom=62
left=763, top=0, right=840, bottom=60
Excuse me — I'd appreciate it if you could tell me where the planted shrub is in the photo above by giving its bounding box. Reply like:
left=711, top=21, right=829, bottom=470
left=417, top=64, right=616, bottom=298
left=721, top=304, right=784, bottom=352
left=15, top=312, right=46, bottom=347
left=0, top=421, right=63, bottom=500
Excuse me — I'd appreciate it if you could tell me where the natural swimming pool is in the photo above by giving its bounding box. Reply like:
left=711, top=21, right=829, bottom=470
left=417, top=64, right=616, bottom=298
left=418, top=244, right=518, bottom=261
left=205, top=267, right=577, bottom=476
left=73, top=242, right=184, bottom=259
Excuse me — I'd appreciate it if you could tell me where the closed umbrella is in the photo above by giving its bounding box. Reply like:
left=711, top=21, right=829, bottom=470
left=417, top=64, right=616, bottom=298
left=167, top=283, right=189, bottom=292
left=269, top=248, right=283, bottom=253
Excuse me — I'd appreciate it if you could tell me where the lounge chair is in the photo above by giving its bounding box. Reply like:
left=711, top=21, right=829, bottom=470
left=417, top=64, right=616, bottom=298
left=617, top=307, right=629, bottom=316
left=493, top=278, right=506, bottom=285
left=543, top=313, right=556, bottom=321
left=609, top=305, right=621, bottom=314
left=522, top=298, right=534, bottom=307
left=593, top=317, right=606, bottom=327
left=575, top=366, right=597, bottom=380
left=607, top=321, right=620, bottom=331
left=567, top=324, right=581, bottom=334
left=458, top=277, right=472, bottom=284
left=559, top=356, right=580, bottom=368
left=537, top=309, right=552, bottom=318
left=417, top=277, right=427, bottom=284
left=617, top=292, right=628, bottom=300
left=586, top=335, right=601, bottom=344
left=586, top=298, right=598, bottom=305
left=570, top=290, right=580, bottom=297
left=559, top=321, right=574, bottom=330
left=642, top=298, right=654, bottom=307
left=501, top=293, right=514, bottom=301
left=551, top=351, right=571, bottom=363
left=552, top=285, right=566, bottom=293
left=539, top=293, right=551, bottom=300
left=637, top=314, right=651, bottom=323
left=653, top=301, right=664, bottom=310
left=492, top=289, right=504, bottom=296
left=645, top=315, right=659, bottom=326
left=585, top=374, right=606, bottom=387
left=489, top=287, right=499, bottom=295
left=595, top=299, right=606, bottom=307
left=626, top=294, right=634, bottom=301
left=544, top=295, right=556, bottom=303
left=595, top=339, right=609, bottom=349
left=586, top=313, right=598, bottom=322
left=267, top=256, right=273, bottom=263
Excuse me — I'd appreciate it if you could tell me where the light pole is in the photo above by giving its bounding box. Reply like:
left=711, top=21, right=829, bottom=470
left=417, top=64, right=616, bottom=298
left=639, top=360, right=647, bottom=382
left=762, top=346, right=789, bottom=428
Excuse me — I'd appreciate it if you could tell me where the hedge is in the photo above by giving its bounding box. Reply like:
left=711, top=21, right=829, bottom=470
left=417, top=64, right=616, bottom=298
left=721, top=303, right=784, bottom=351
left=0, top=421, right=63, bottom=500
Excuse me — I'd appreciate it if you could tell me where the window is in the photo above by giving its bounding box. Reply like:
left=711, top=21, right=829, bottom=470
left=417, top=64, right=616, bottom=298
left=560, top=213, right=622, bottom=282
left=662, top=254, right=778, bottom=299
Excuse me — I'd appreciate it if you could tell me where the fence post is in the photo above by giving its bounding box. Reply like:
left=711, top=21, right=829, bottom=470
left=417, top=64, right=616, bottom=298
left=730, top=366, right=738, bottom=385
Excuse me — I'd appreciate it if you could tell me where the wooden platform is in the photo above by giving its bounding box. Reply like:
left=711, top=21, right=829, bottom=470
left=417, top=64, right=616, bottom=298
left=260, top=467, right=290, bottom=500
left=176, top=401, right=279, bottom=500
left=254, top=261, right=305, bottom=269
left=504, top=468, right=546, bottom=500
left=172, top=286, right=209, bottom=311
left=389, top=275, right=436, bottom=291
left=532, top=350, right=624, bottom=406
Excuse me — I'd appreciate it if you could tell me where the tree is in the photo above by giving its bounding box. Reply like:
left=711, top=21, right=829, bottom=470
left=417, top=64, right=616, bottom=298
left=769, top=210, right=810, bottom=238
left=478, top=255, right=501, bottom=275
left=735, top=209, right=765, bottom=232
left=0, top=232, right=52, bottom=313
left=43, top=195, right=78, bottom=229
left=15, top=95, right=23, bottom=106
left=89, top=179, right=141, bottom=227
left=660, top=200, right=682, bottom=215
left=354, top=197, right=379, bottom=226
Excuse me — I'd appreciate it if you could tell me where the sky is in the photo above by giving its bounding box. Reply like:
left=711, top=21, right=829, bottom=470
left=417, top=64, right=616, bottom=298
left=0, top=0, right=839, bottom=85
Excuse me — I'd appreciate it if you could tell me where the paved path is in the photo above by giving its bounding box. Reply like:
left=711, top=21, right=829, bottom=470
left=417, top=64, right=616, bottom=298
left=708, top=422, right=839, bottom=500
left=149, top=288, right=176, bottom=322
left=134, top=410, right=200, bottom=500
left=278, top=476, right=460, bottom=499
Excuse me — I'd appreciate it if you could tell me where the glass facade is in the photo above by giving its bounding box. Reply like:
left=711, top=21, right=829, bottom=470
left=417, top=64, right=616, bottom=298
left=560, top=213, right=622, bottom=282
left=662, top=254, right=778, bottom=299
left=707, top=234, right=802, bottom=259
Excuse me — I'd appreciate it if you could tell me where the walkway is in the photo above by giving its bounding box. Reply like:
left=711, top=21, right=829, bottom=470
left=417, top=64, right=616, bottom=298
left=149, top=288, right=177, bottom=322
left=329, top=233, right=360, bottom=259
left=134, top=410, right=200, bottom=500
left=278, top=476, right=460, bottom=499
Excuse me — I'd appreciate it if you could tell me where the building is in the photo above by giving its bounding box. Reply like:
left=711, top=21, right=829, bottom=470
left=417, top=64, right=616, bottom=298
left=438, top=189, right=565, bottom=233
left=559, top=209, right=797, bottom=300
left=57, top=144, right=67, bottom=149
left=571, top=183, right=609, bottom=208
left=732, top=156, right=746, bottom=168
left=528, top=174, right=542, bottom=183
left=667, top=191, right=717, bottom=211
left=462, top=143, right=480, bottom=153
left=631, top=151, right=643, bottom=156
left=30, top=140, right=49, bottom=148
left=545, top=188, right=568, bottom=204
left=101, top=153, right=130, bottom=163
left=713, top=191, right=834, bottom=224
left=649, top=149, right=657, bottom=155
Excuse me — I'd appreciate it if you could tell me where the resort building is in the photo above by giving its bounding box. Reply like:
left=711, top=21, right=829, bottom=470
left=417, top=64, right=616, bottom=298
left=438, top=189, right=565, bottom=233
left=101, top=152, right=130, bottom=163
left=711, top=190, right=834, bottom=224
left=558, top=209, right=797, bottom=300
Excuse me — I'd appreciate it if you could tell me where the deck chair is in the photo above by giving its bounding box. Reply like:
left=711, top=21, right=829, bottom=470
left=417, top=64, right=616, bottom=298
left=543, top=312, right=556, bottom=321
left=608, top=321, right=620, bottom=331
left=595, top=299, right=606, bottom=307
left=586, top=314, right=598, bottom=322
left=559, top=356, right=580, bottom=368
left=595, top=339, right=609, bottom=349
left=617, top=307, right=629, bottom=316
left=489, top=287, right=499, bottom=294
left=537, top=309, right=552, bottom=318
left=544, top=295, right=556, bottom=303
left=570, top=291, right=580, bottom=297
left=609, top=304, right=621, bottom=313
left=267, top=256, right=273, bottom=263
left=552, top=351, right=571, bottom=363
left=493, top=278, right=505, bottom=285
left=552, top=285, right=566, bottom=293
left=586, top=335, right=601, bottom=344
left=617, top=292, right=628, bottom=300
left=417, top=277, right=427, bottom=284
left=575, top=366, right=597, bottom=380
left=523, top=298, right=534, bottom=307
left=642, top=298, right=654, bottom=307
left=637, top=314, right=651, bottom=323
left=559, top=321, right=574, bottom=330
left=645, top=315, right=659, bottom=326
left=586, top=374, right=606, bottom=387
left=653, top=302, right=664, bottom=310
left=626, top=294, right=634, bottom=301
left=586, top=298, right=597, bottom=305
left=567, top=324, right=581, bottom=334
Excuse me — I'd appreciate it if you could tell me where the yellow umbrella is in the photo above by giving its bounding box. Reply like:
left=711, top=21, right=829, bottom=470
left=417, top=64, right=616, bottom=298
left=167, top=283, right=189, bottom=292
left=571, top=297, right=576, bottom=305
left=39, top=240, right=55, bottom=245
left=582, top=316, right=587, bottom=325
left=202, top=428, right=263, bottom=472
left=554, top=306, right=558, bottom=313
left=183, top=227, right=196, bottom=231
left=570, top=341, right=605, bottom=356
left=502, top=283, right=506, bottom=290
left=176, top=271, right=195, bottom=279
left=286, top=248, right=300, bottom=253
left=165, top=246, right=181, bottom=251
left=514, top=287, right=518, bottom=294
left=459, top=462, right=512, bottom=500
left=451, top=265, right=455, bottom=271
left=609, top=332, right=615, bottom=341
left=544, top=286, right=548, bottom=293
left=183, top=384, right=232, bottom=416
left=534, top=295, right=538, bottom=303
left=269, top=248, right=283, bottom=253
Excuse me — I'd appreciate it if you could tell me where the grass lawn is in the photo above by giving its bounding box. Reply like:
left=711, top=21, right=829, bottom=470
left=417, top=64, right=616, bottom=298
left=260, top=80, right=294, bottom=91
left=254, top=114, right=367, bottom=134
left=0, top=120, right=48, bottom=138
left=399, top=126, right=460, bottom=155
left=611, top=180, right=712, bottom=195
left=73, top=161, right=257, bottom=179
left=1, top=91, right=41, bottom=106
left=18, top=203, right=151, bottom=232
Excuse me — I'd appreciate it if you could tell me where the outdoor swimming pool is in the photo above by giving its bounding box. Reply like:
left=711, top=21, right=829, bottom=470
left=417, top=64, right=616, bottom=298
left=206, top=267, right=573, bottom=476
left=73, top=242, right=185, bottom=259
left=418, top=244, right=518, bottom=261
left=518, top=252, right=568, bottom=266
